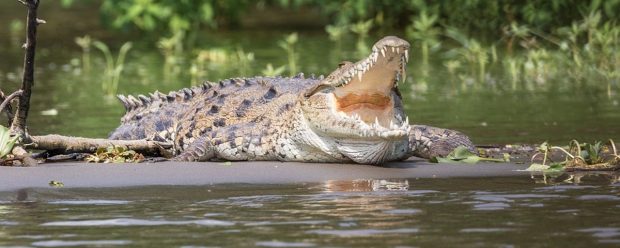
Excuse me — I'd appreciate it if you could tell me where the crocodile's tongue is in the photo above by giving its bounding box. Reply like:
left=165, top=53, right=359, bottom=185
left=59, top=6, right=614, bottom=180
left=333, top=52, right=400, bottom=127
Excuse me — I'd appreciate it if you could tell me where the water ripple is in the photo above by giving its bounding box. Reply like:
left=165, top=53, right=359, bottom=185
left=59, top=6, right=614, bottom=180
left=31, top=240, right=131, bottom=247
left=255, top=241, right=316, bottom=247
left=536, top=185, right=598, bottom=192
left=244, top=220, right=329, bottom=226
left=383, top=209, right=422, bottom=215
left=47, top=200, right=131, bottom=205
left=41, top=218, right=234, bottom=227
left=473, top=202, right=511, bottom=211
left=576, top=195, right=620, bottom=201
left=459, top=228, right=515, bottom=233
left=474, top=194, right=567, bottom=202
left=307, top=228, right=419, bottom=237
left=576, top=227, right=620, bottom=238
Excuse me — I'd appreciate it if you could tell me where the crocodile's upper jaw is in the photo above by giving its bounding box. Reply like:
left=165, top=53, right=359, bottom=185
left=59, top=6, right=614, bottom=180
left=303, top=36, right=410, bottom=136
left=300, top=36, right=411, bottom=163
left=333, top=38, right=408, bottom=127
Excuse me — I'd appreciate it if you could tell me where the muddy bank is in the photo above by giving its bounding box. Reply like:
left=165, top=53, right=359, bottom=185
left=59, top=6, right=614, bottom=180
left=0, top=159, right=531, bottom=191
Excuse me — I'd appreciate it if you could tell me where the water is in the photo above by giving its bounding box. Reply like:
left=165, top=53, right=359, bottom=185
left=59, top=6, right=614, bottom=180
left=1, top=175, right=620, bottom=247
left=1, top=2, right=620, bottom=247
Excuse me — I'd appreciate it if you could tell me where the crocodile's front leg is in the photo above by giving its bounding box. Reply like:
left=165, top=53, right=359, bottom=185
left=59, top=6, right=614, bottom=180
left=175, top=123, right=276, bottom=162
left=407, top=125, right=476, bottom=159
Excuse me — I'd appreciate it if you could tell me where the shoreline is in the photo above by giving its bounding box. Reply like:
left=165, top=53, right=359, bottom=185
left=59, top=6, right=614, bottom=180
left=0, top=159, right=531, bottom=191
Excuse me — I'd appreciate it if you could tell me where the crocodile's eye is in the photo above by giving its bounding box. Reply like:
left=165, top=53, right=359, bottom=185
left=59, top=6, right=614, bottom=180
left=304, top=84, right=333, bottom=97
left=338, top=61, right=353, bottom=68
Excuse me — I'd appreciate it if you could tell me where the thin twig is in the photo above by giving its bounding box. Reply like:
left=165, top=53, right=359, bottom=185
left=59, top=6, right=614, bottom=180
left=0, top=90, right=23, bottom=115
left=0, top=90, right=17, bottom=126
left=550, top=146, right=575, bottom=159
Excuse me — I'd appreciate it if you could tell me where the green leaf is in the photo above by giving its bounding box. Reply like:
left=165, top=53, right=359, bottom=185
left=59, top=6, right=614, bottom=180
left=0, top=126, right=19, bottom=158
left=431, top=146, right=478, bottom=163
left=49, top=180, right=64, bottom=188
left=431, top=146, right=509, bottom=164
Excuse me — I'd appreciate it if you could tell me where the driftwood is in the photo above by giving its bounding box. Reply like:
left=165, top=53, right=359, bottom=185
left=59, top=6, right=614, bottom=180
left=28, top=135, right=172, bottom=156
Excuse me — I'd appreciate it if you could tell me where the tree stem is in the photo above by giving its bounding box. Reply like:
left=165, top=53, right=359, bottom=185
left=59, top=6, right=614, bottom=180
left=11, top=0, right=40, bottom=138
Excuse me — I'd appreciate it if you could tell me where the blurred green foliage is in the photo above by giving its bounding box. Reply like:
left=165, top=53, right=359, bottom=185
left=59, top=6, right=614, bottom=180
left=56, top=0, right=619, bottom=95
left=63, top=0, right=619, bottom=37
left=102, top=1, right=615, bottom=32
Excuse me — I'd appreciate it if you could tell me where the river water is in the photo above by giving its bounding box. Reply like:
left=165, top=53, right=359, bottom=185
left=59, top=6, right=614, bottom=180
left=1, top=175, right=620, bottom=247
left=1, top=1, right=620, bottom=247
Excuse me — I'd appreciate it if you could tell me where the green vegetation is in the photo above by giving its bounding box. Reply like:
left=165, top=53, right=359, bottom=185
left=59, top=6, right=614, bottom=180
left=526, top=140, right=620, bottom=172
left=48, top=180, right=65, bottom=187
left=278, top=33, right=299, bottom=76
left=85, top=146, right=145, bottom=163
left=92, top=41, right=133, bottom=96
left=0, top=125, right=18, bottom=159
left=54, top=1, right=619, bottom=95
left=75, top=35, right=92, bottom=73
left=431, top=146, right=509, bottom=164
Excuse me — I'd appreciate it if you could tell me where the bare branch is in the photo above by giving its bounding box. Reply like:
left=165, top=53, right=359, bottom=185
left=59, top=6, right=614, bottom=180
left=0, top=90, right=17, bottom=126
left=28, top=135, right=172, bottom=156
left=11, top=146, right=37, bottom=166
left=0, top=90, right=23, bottom=114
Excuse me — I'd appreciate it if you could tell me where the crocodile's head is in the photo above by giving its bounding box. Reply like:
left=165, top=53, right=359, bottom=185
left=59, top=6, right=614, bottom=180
left=300, top=36, right=411, bottom=164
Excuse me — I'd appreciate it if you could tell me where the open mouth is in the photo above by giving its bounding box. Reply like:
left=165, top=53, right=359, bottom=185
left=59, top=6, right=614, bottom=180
left=332, top=37, right=409, bottom=128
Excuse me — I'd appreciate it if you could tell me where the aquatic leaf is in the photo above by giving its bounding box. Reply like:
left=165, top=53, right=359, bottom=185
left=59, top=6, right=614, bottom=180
left=503, top=153, right=511, bottom=162
left=0, top=125, right=19, bottom=159
left=431, top=146, right=504, bottom=164
left=525, top=163, right=550, bottom=171
left=49, top=180, right=64, bottom=188
left=584, top=141, right=603, bottom=164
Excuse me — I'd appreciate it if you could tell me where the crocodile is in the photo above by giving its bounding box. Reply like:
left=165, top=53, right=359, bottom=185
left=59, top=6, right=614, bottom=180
left=109, top=36, right=475, bottom=165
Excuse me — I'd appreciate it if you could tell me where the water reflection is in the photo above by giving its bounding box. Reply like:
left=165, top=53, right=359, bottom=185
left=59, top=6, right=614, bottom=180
left=530, top=171, right=620, bottom=185
left=322, top=179, right=409, bottom=192
left=1, top=176, right=620, bottom=246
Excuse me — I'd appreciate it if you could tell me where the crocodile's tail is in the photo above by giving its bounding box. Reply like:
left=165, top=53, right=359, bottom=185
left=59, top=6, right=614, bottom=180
left=108, top=83, right=211, bottom=140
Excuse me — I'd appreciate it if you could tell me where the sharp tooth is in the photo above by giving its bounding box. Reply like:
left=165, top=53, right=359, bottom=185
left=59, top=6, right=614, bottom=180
left=374, top=117, right=381, bottom=128
left=390, top=120, right=395, bottom=129
left=405, top=50, right=409, bottom=63
left=391, top=47, right=395, bottom=52
left=358, top=71, right=363, bottom=81
left=401, top=67, right=407, bottom=83
left=405, top=116, right=410, bottom=126
left=381, top=48, right=386, bottom=57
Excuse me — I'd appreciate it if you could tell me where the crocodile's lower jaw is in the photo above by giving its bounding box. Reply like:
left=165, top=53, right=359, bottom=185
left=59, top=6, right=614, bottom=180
left=335, top=92, right=394, bottom=126
left=332, top=47, right=402, bottom=126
